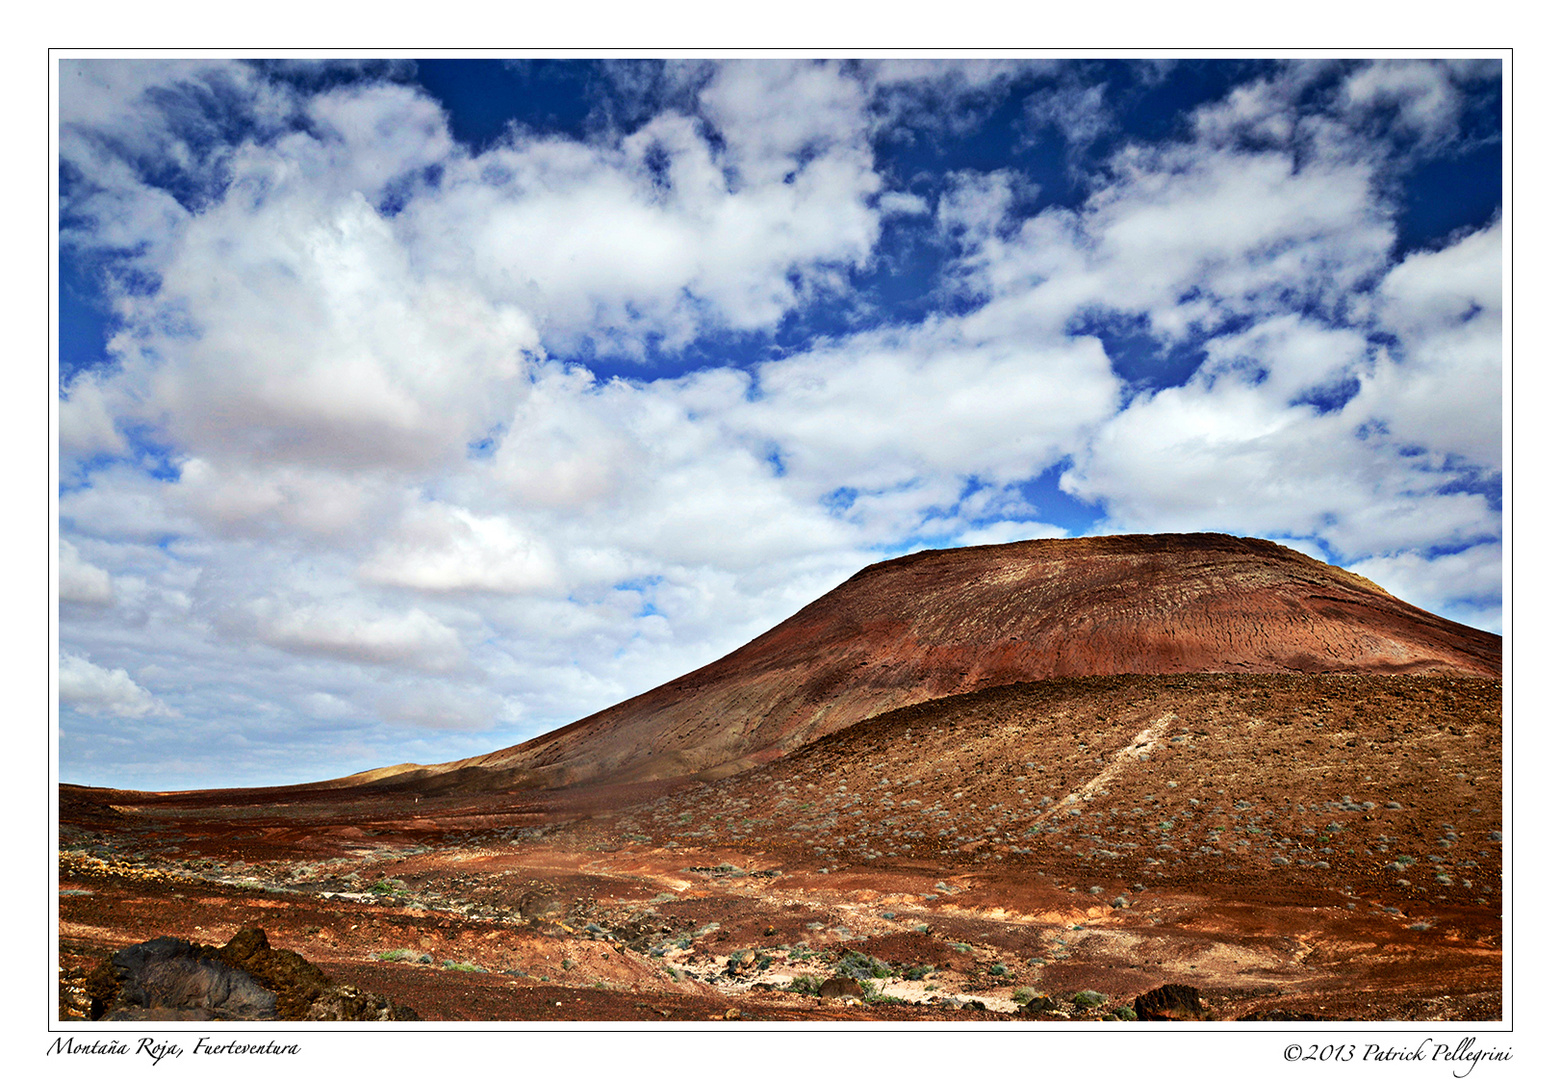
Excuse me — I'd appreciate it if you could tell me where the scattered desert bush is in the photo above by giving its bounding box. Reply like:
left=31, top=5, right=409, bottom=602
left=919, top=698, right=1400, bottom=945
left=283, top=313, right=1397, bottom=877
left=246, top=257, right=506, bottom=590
left=788, top=975, right=822, bottom=995
left=836, top=950, right=893, bottom=981
left=375, top=949, right=420, bottom=963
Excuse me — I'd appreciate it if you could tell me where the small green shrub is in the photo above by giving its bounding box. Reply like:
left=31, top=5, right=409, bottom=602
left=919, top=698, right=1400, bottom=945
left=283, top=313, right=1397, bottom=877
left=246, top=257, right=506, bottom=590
left=1072, top=990, right=1109, bottom=1009
left=788, top=975, right=822, bottom=995
left=1012, top=986, right=1039, bottom=1004
left=375, top=949, right=419, bottom=963
left=836, top=950, right=893, bottom=981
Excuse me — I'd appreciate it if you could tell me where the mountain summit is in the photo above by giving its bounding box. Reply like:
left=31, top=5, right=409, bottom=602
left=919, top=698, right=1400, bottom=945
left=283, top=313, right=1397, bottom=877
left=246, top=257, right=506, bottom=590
left=367, top=533, right=1499, bottom=793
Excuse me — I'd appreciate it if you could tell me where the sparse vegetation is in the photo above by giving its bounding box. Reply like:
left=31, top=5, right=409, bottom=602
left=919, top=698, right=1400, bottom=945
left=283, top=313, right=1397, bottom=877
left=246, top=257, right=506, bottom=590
left=787, top=975, right=822, bottom=995
left=375, top=949, right=421, bottom=963
left=836, top=950, right=893, bottom=981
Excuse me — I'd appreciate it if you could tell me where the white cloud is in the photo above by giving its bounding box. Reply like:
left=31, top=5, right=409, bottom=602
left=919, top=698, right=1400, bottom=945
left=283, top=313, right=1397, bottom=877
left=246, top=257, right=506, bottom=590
left=741, top=321, right=1119, bottom=501
left=1024, top=79, right=1114, bottom=148
left=1363, top=221, right=1503, bottom=467
left=1061, top=359, right=1499, bottom=560
left=377, top=685, right=500, bottom=732
left=59, top=372, right=128, bottom=459
left=249, top=599, right=467, bottom=673
left=304, top=82, right=456, bottom=200
left=877, top=191, right=929, bottom=217
left=59, top=652, right=173, bottom=718
left=135, top=186, right=540, bottom=473
left=59, top=540, right=114, bottom=604
left=360, top=503, right=561, bottom=595
left=1342, top=60, right=1461, bottom=143
left=697, top=60, right=871, bottom=185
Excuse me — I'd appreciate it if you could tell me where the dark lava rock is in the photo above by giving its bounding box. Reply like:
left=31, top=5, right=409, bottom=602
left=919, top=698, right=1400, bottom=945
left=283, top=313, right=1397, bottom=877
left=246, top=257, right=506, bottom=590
left=103, top=936, right=278, bottom=1021
left=1238, top=1009, right=1328, bottom=1022
left=83, top=927, right=416, bottom=1022
left=307, top=984, right=418, bottom=1021
left=1134, top=983, right=1212, bottom=1021
left=215, top=926, right=332, bottom=1018
left=1021, top=994, right=1059, bottom=1015
left=960, top=999, right=988, bottom=1011
left=818, top=977, right=866, bottom=1001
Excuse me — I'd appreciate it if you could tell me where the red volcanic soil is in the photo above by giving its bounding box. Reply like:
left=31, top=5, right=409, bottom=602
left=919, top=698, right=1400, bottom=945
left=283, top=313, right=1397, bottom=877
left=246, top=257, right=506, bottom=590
left=61, top=674, right=1501, bottom=1023
left=374, top=534, right=1498, bottom=791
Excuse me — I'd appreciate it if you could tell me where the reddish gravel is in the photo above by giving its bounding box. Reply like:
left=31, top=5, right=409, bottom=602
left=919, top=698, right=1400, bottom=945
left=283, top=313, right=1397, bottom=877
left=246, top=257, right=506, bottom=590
left=59, top=675, right=1501, bottom=1023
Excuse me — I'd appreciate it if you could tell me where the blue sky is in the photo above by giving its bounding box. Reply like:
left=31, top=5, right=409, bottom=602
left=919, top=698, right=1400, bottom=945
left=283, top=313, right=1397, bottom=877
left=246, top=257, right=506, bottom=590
left=55, top=57, right=1505, bottom=790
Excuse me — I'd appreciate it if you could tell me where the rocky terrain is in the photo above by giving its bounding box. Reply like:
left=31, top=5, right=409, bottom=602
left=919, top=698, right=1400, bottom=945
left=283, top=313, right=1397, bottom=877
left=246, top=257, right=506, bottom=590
left=57, top=535, right=1504, bottom=1022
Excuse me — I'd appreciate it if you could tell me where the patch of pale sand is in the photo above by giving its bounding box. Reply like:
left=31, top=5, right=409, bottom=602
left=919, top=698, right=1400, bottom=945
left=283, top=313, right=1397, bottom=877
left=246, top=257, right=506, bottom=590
left=60, top=922, right=136, bottom=946
left=1042, top=712, right=1177, bottom=820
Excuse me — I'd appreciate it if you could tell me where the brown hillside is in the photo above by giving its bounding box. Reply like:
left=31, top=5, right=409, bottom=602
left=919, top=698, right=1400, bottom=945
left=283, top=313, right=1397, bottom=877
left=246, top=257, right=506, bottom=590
left=369, top=533, right=1499, bottom=792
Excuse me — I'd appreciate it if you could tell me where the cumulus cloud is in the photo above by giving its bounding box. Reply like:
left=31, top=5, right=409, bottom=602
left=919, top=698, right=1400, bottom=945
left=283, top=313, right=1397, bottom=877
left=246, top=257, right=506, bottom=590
left=249, top=599, right=467, bottom=673
left=740, top=321, right=1119, bottom=502
left=59, top=540, right=114, bottom=604
left=59, top=653, right=173, bottom=717
left=1365, top=221, right=1503, bottom=467
left=360, top=503, right=561, bottom=594
left=377, top=685, right=501, bottom=732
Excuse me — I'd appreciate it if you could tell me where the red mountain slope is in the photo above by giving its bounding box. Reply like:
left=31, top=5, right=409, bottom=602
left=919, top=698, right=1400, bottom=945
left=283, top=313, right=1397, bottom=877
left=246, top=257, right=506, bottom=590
left=374, top=533, right=1499, bottom=792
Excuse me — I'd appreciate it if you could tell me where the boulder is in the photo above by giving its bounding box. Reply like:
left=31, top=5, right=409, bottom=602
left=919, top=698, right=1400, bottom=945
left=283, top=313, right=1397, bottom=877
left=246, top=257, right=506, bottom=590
left=84, top=927, right=417, bottom=1022
left=818, top=977, right=865, bottom=1001
left=1021, top=994, right=1058, bottom=1015
left=104, top=937, right=277, bottom=1021
left=1134, top=983, right=1211, bottom=1021
left=306, top=984, right=418, bottom=1021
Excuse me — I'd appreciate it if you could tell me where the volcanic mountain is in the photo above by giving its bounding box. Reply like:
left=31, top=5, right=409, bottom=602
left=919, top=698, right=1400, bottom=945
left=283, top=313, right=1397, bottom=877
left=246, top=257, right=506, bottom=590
left=356, top=533, right=1498, bottom=794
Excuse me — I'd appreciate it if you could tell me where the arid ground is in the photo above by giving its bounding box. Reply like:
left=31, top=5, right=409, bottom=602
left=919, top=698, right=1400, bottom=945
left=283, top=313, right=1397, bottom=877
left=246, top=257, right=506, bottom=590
left=60, top=672, right=1502, bottom=1022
